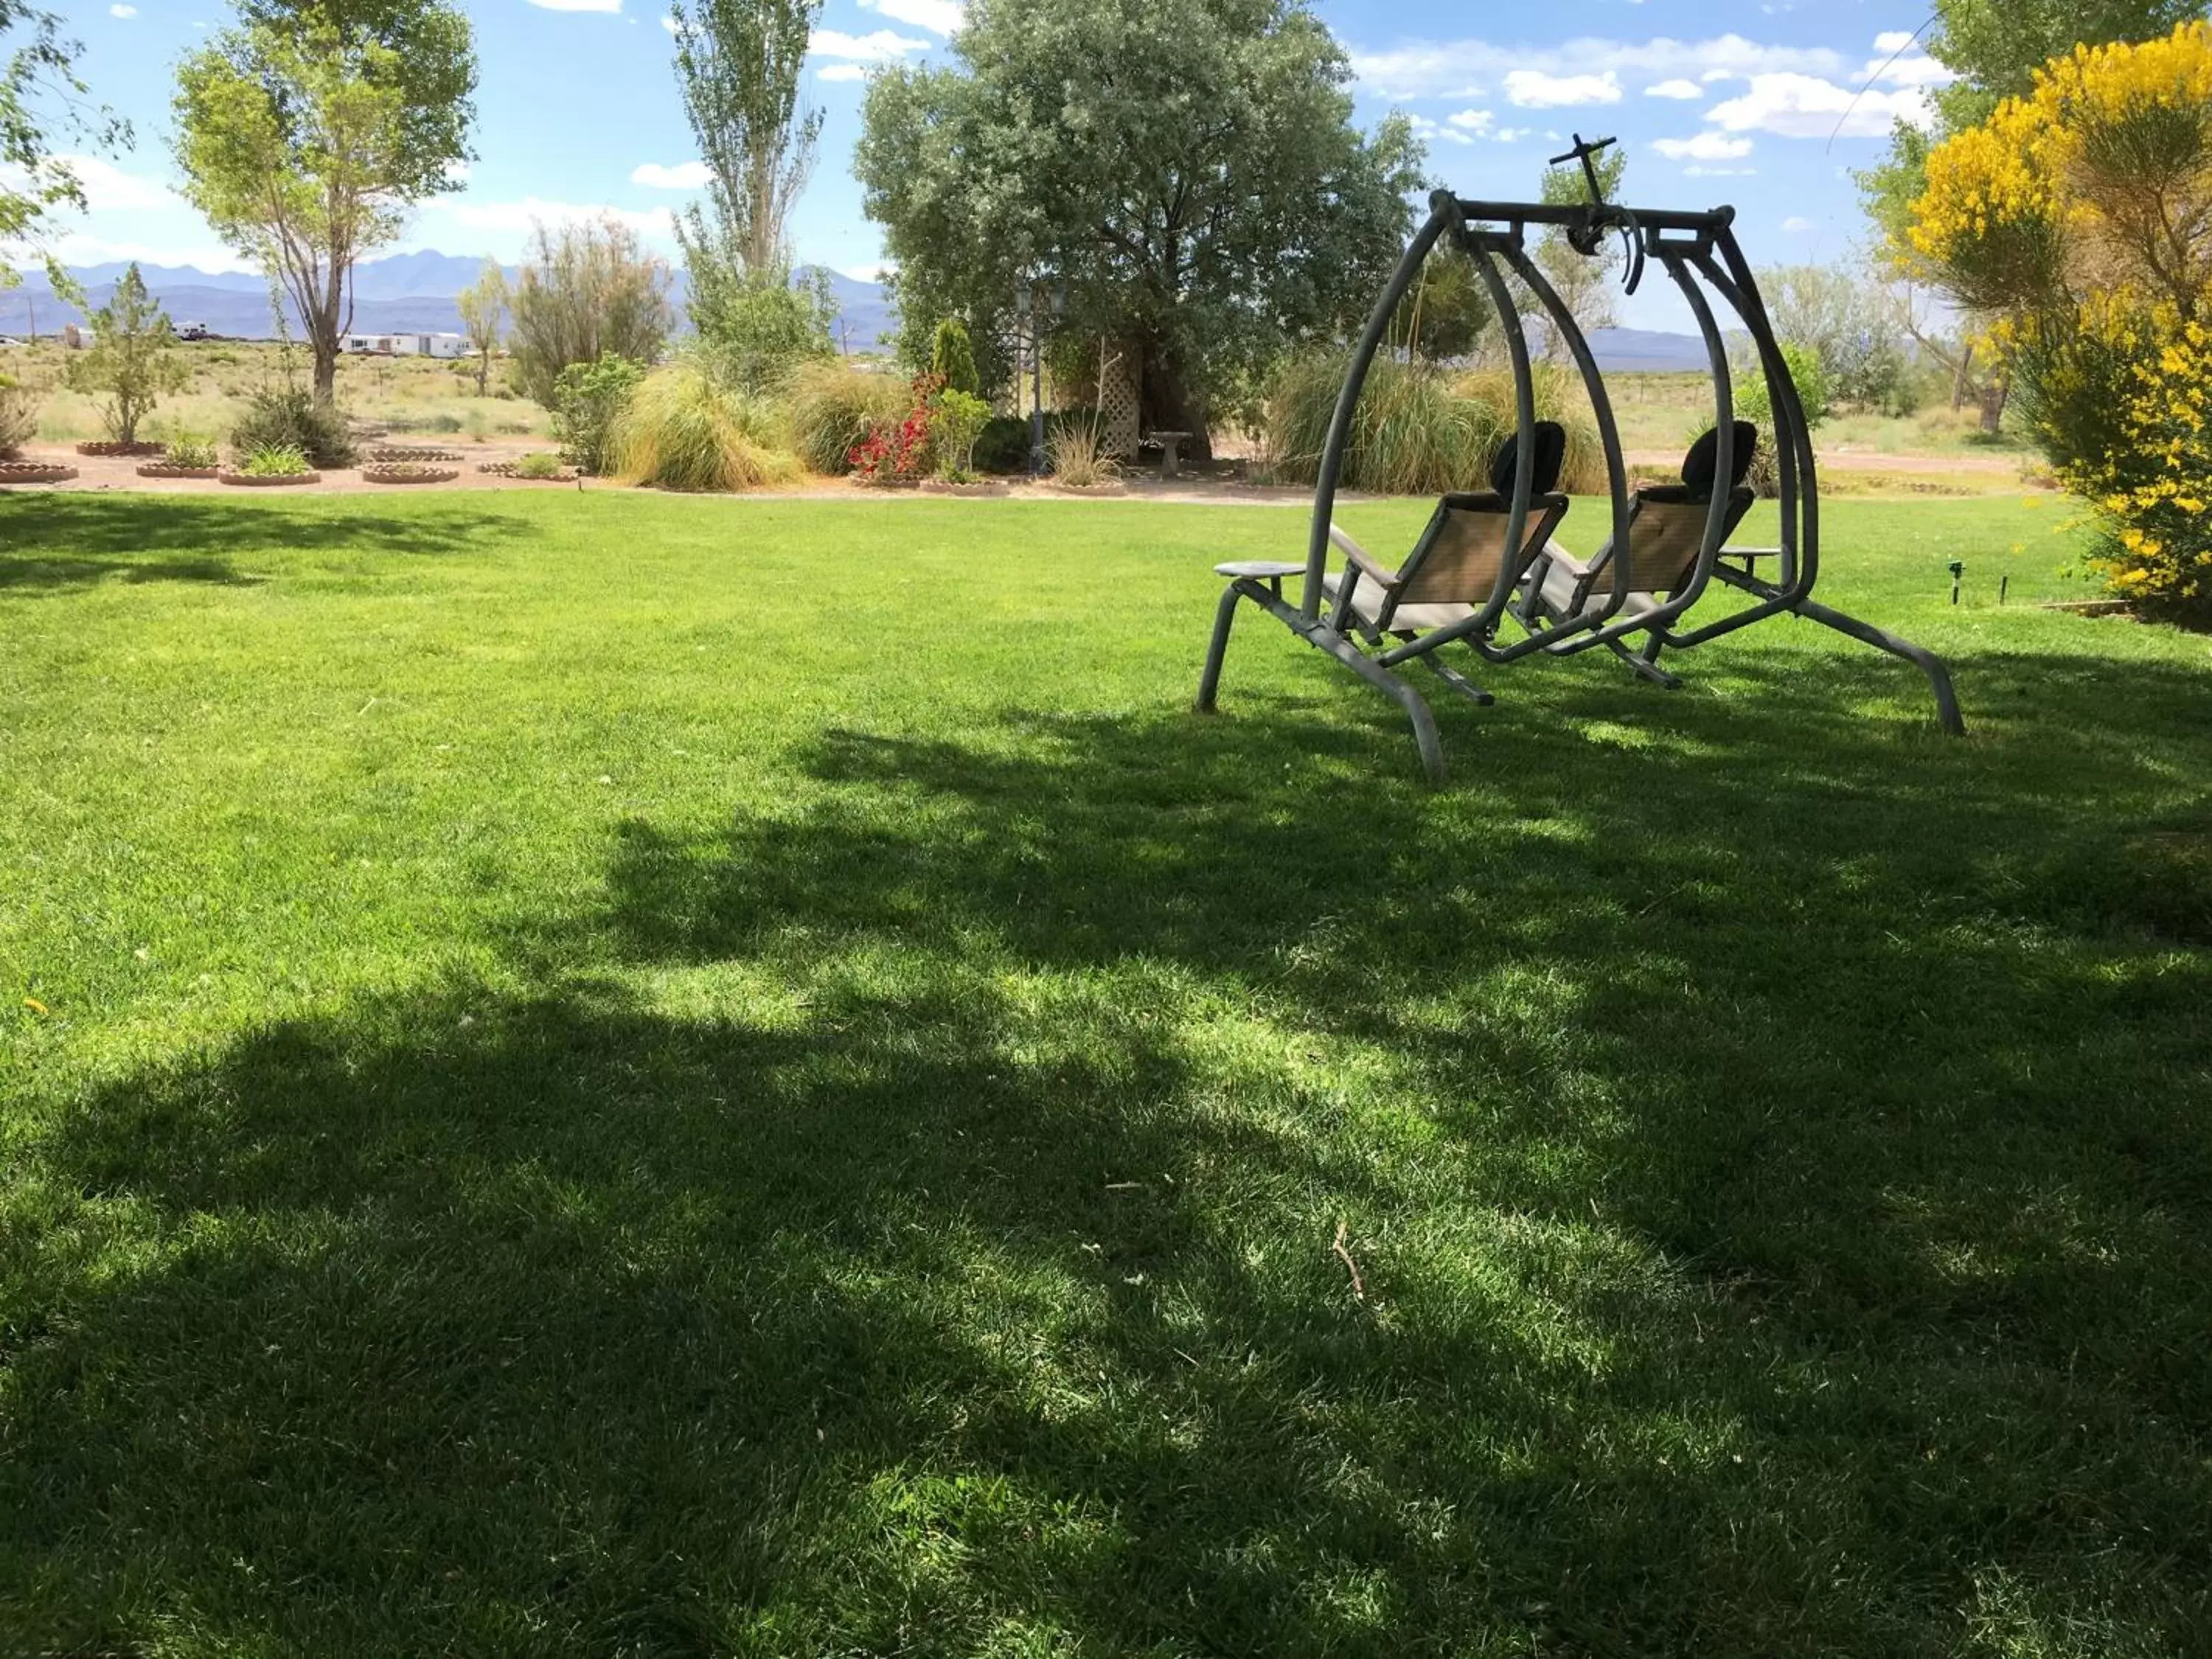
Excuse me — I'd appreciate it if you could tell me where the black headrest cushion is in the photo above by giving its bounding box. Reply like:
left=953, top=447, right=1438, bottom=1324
left=1681, top=421, right=1759, bottom=498
left=1489, top=420, right=1567, bottom=498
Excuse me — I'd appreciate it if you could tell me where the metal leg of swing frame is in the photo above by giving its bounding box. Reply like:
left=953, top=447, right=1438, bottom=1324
left=1196, top=578, right=1450, bottom=785
left=1792, top=596, right=1967, bottom=736
left=1416, top=641, right=1495, bottom=708
left=1604, top=633, right=1683, bottom=690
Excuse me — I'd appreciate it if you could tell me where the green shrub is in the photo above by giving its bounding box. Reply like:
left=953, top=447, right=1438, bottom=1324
left=0, top=374, right=37, bottom=458
left=931, top=318, right=979, bottom=397
left=552, top=353, right=646, bottom=476
left=229, top=388, right=355, bottom=468
left=164, top=431, right=218, bottom=469
left=611, top=358, right=801, bottom=492
left=1736, top=341, right=1832, bottom=431
left=240, top=442, right=311, bottom=477
left=930, top=388, right=990, bottom=480
left=972, top=414, right=1032, bottom=474
left=785, top=359, right=909, bottom=474
left=514, top=451, right=566, bottom=479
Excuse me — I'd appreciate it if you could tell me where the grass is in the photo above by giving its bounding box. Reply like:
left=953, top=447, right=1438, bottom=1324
left=2, top=490, right=2208, bottom=1655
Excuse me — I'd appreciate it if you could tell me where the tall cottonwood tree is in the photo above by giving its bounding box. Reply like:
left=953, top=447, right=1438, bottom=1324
left=171, top=0, right=476, bottom=403
left=669, top=0, right=819, bottom=282
left=855, top=0, right=1421, bottom=461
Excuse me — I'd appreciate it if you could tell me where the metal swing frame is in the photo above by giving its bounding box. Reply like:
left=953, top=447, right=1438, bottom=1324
left=1196, top=179, right=1966, bottom=785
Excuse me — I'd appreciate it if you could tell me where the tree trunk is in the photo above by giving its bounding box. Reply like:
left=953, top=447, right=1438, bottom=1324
left=476, top=352, right=490, bottom=396
left=1979, top=379, right=2008, bottom=434
left=1951, top=341, right=1973, bottom=414
left=1137, top=333, right=1211, bottom=466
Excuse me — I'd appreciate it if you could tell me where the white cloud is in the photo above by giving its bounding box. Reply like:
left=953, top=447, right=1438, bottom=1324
left=1704, top=73, right=1934, bottom=139
left=1504, top=69, right=1621, bottom=108
left=1783, top=215, right=1815, bottom=232
left=1683, top=165, right=1756, bottom=178
left=631, top=160, right=712, bottom=189
left=1872, top=30, right=1918, bottom=54
left=1865, top=53, right=1957, bottom=89
left=661, top=11, right=676, bottom=29
left=1644, top=79, right=1702, bottom=100
left=1408, top=114, right=1472, bottom=147
left=1445, top=108, right=1494, bottom=133
left=1352, top=34, right=1845, bottom=100
left=841, top=261, right=896, bottom=282
left=527, top=0, right=622, bottom=11
left=810, top=27, right=928, bottom=60
left=108, top=4, right=136, bottom=16
left=1652, top=131, right=1753, bottom=162
left=817, top=63, right=868, bottom=82
left=858, top=0, right=962, bottom=35
left=28, top=155, right=180, bottom=212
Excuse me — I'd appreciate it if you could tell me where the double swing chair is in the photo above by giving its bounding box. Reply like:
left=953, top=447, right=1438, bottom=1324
left=1196, top=142, right=1966, bottom=785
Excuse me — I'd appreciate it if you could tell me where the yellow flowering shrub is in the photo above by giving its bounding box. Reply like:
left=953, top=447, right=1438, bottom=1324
left=1908, top=24, right=2212, bottom=617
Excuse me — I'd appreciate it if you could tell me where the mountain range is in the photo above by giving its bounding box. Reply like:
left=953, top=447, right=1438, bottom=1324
left=0, top=253, right=898, bottom=352
left=0, top=251, right=1714, bottom=372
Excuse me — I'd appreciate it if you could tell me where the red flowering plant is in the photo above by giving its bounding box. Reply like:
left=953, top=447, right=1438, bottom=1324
left=848, top=372, right=945, bottom=483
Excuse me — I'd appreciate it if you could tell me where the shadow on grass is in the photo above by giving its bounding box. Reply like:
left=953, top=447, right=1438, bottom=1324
left=0, top=494, right=526, bottom=589
left=5, top=653, right=2210, bottom=1654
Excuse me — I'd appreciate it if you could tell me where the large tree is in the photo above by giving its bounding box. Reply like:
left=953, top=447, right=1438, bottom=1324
left=855, top=0, right=1422, bottom=461
left=171, top=0, right=476, bottom=404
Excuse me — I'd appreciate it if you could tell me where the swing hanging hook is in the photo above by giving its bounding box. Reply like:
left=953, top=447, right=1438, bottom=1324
left=1548, top=132, right=1646, bottom=297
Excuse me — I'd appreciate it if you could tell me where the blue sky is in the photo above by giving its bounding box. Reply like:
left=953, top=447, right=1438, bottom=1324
left=29, top=0, right=1948, bottom=330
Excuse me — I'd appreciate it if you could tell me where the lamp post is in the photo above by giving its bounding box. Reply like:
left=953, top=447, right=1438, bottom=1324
left=1019, top=271, right=1065, bottom=475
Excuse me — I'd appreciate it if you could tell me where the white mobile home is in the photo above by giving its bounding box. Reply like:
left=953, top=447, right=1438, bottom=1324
left=342, top=332, right=473, bottom=359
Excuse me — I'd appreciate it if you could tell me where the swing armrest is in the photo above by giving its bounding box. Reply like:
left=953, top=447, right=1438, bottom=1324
left=1328, top=524, right=1402, bottom=590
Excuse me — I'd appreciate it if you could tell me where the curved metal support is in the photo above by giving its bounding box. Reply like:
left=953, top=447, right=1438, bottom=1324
left=1204, top=577, right=1449, bottom=782
left=1305, top=197, right=1453, bottom=620
left=1498, top=241, right=1632, bottom=613
left=1793, top=595, right=1968, bottom=736
left=1195, top=580, right=1244, bottom=713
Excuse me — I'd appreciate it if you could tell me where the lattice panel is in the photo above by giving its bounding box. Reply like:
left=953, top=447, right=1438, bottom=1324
left=1097, top=353, right=1141, bottom=459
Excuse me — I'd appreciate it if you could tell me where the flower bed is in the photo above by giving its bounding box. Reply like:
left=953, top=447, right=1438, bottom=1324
left=367, top=445, right=464, bottom=463
left=218, top=470, right=321, bottom=487
left=0, top=462, right=80, bottom=484
left=477, top=460, right=578, bottom=481
left=77, top=440, right=166, bottom=458
left=919, top=479, right=1010, bottom=498
left=136, top=463, right=220, bottom=479
left=361, top=464, right=459, bottom=485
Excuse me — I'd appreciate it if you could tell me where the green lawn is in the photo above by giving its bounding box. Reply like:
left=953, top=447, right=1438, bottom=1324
left=2, top=490, right=2208, bottom=1657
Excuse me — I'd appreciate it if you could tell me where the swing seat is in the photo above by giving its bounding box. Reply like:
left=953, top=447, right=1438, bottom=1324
left=1321, top=422, right=1570, bottom=639
left=1524, top=423, right=1758, bottom=627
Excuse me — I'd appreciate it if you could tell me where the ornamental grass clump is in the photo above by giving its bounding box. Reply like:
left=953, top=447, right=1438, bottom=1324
left=611, top=358, right=801, bottom=493
left=1266, top=352, right=1500, bottom=496
left=787, top=360, right=910, bottom=474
